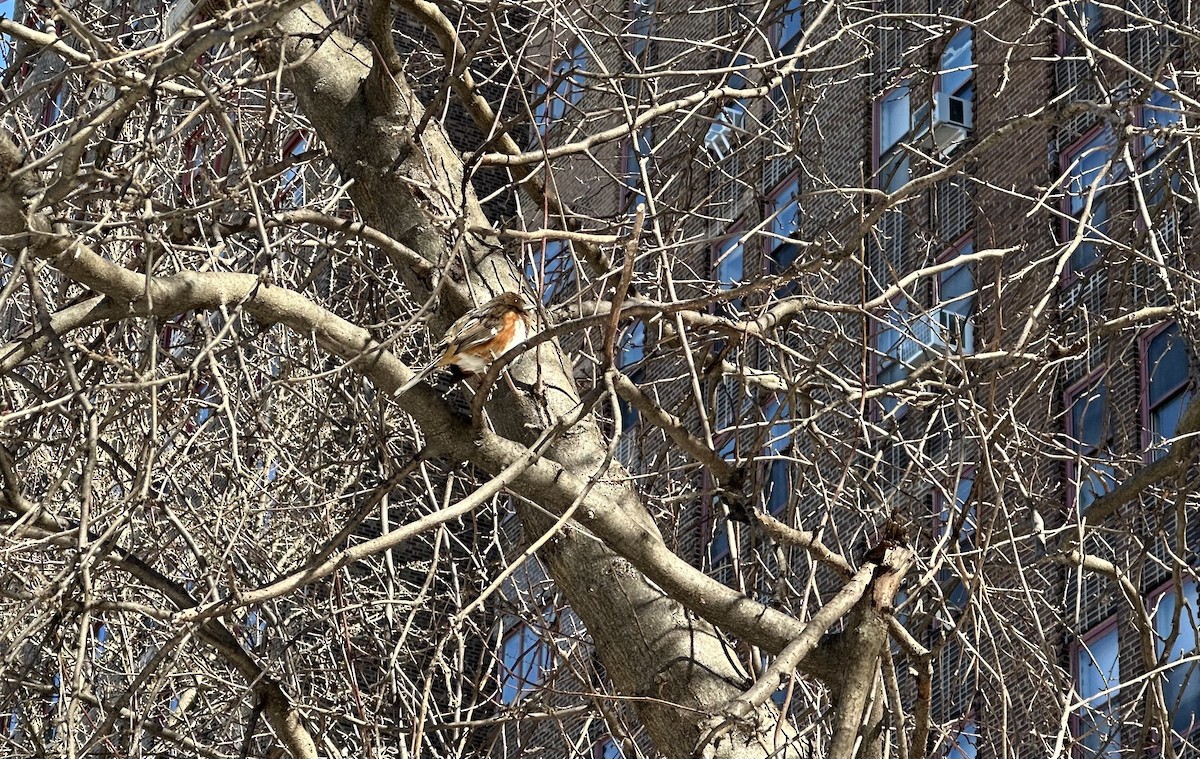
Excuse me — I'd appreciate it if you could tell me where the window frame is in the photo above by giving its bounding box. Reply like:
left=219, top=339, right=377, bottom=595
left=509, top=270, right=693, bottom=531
left=627, top=0, right=655, bottom=60
left=760, top=399, right=793, bottom=519
left=871, top=293, right=916, bottom=419
left=1057, top=1, right=1103, bottom=55
left=873, top=78, right=913, bottom=192
left=933, top=234, right=977, bottom=356
left=525, top=238, right=576, bottom=305
left=1140, top=321, right=1191, bottom=460
left=932, top=466, right=977, bottom=613
left=772, top=0, right=803, bottom=55
left=712, top=224, right=747, bottom=311
left=1072, top=617, right=1122, bottom=758
left=279, top=131, right=311, bottom=208
left=1063, top=370, right=1114, bottom=513
left=764, top=171, right=801, bottom=275
left=936, top=27, right=974, bottom=101
left=1148, top=574, right=1200, bottom=742
left=1059, top=124, right=1116, bottom=280
left=498, top=619, right=552, bottom=705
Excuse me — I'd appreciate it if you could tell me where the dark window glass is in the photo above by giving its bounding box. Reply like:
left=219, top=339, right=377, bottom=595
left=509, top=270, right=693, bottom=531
left=1076, top=623, right=1121, bottom=757
left=1154, top=580, right=1200, bottom=737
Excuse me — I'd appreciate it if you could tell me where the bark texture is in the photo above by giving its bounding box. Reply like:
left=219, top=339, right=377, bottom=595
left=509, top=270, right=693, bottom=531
left=261, top=5, right=808, bottom=757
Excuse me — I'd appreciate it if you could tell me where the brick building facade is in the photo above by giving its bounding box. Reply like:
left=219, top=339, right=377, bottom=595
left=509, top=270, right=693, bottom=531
left=2, top=0, right=1196, bottom=757
left=499, top=0, right=1199, bottom=757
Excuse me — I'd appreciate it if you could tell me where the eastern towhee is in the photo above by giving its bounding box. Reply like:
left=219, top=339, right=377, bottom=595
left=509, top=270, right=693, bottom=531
left=398, top=292, right=535, bottom=394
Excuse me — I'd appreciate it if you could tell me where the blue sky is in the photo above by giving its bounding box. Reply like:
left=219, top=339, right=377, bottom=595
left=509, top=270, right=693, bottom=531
left=0, top=0, right=12, bottom=68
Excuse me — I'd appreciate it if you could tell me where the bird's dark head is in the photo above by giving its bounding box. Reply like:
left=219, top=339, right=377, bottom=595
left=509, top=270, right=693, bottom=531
left=491, top=292, right=528, bottom=312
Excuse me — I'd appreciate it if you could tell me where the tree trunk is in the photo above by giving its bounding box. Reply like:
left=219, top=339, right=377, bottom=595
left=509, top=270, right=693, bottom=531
left=260, top=4, right=810, bottom=757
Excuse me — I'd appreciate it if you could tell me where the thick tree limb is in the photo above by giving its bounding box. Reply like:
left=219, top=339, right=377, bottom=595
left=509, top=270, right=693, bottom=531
left=0, top=125, right=824, bottom=757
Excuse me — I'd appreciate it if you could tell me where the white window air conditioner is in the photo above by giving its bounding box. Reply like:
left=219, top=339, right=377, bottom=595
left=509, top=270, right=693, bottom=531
left=938, top=307, right=975, bottom=355
left=705, top=105, right=746, bottom=160
left=932, top=92, right=973, bottom=152
left=901, top=313, right=938, bottom=363
left=902, top=309, right=975, bottom=362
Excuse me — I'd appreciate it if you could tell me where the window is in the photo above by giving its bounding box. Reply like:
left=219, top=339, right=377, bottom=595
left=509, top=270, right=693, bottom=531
left=763, top=403, right=793, bottom=517
left=705, top=102, right=746, bottom=160
left=627, top=0, right=655, bottom=59
left=242, top=609, right=267, bottom=649
left=162, top=315, right=192, bottom=357
left=1076, top=621, right=1121, bottom=756
left=714, top=376, right=742, bottom=441
left=280, top=133, right=309, bottom=207
left=618, top=320, right=646, bottom=371
left=0, top=251, right=12, bottom=291
left=534, top=44, right=588, bottom=136
left=1143, top=82, right=1183, bottom=157
left=532, top=81, right=551, bottom=136
left=935, top=239, right=976, bottom=355
left=704, top=54, right=750, bottom=160
left=616, top=321, right=645, bottom=442
left=5, top=704, right=18, bottom=738
left=875, top=297, right=914, bottom=417
left=937, top=473, right=976, bottom=610
left=1061, top=127, right=1115, bottom=275
left=876, top=83, right=911, bottom=191
left=193, top=382, right=217, bottom=427
left=1141, top=82, right=1184, bottom=217
left=773, top=0, right=803, bottom=55
left=621, top=127, right=652, bottom=214
left=938, top=29, right=974, bottom=101
left=525, top=239, right=575, bottom=304
left=765, top=458, right=790, bottom=517
left=1065, top=375, right=1115, bottom=511
left=766, top=175, right=801, bottom=272
left=708, top=517, right=734, bottom=586
left=714, top=231, right=745, bottom=293
left=556, top=44, right=589, bottom=115
left=0, top=10, right=13, bottom=69
left=1152, top=578, right=1200, bottom=738
left=93, top=622, right=111, bottom=660
left=946, top=718, right=979, bottom=759
left=932, top=29, right=974, bottom=152
left=597, top=738, right=623, bottom=759
left=1143, top=322, right=1191, bottom=458
left=763, top=402, right=793, bottom=455
left=1059, top=1, right=1102, bottom=53
left=499, top=622, right=550, bottom=704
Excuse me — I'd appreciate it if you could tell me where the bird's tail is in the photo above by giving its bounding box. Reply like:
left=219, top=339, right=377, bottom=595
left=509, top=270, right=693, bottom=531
left=396, top=362, right=438, bottom=396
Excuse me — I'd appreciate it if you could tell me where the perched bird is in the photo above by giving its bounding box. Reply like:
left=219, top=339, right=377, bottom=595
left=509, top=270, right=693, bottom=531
left=398, top=292, right=535, bottom=394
